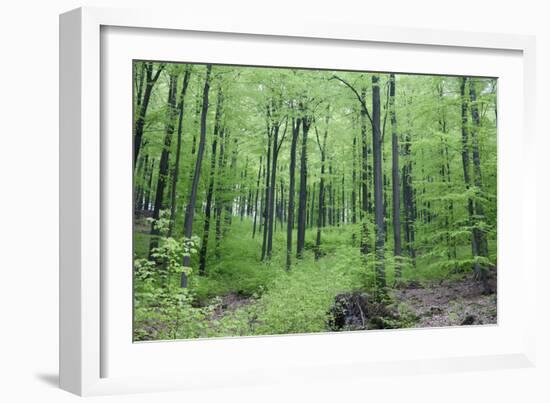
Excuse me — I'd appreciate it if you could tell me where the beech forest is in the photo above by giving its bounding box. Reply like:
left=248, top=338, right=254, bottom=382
left=133, top=61, right=497, bottom=341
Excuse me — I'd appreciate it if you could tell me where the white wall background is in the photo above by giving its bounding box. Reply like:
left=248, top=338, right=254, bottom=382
left=0, top=1, right=547, bottom=402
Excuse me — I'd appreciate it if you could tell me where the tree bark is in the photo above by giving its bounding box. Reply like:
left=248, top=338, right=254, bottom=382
left=266, top=122, right=280, bottom=259
left=260, top=111, right=273, bottom=261
left=181, top=64, right=212, bottom=288
left=389, top=74, right=402, bottom=279
left=148, top=72, right=179, bottom=258
left=460, top=77, right=484, bottom=283
left=168, top=66, right=192, bottom=236
left=314, top=116, right=328, bottom=260
left=134, top=62, right=165, bottom=167
left=360, top=87, right=370, bottom=255
left=252, top=156, right=263, bottom=239
left=286, top=118, right=300, bottom=269
left=372, top=75, right=386, bottom=292
left=198, top=86, right=223, bottom=275
left=297, top=114, right=311, bottom=258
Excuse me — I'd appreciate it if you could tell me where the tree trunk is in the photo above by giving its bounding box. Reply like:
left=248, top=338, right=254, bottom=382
left=134, top=153, right=147, bottom=210
left=198, top=86, right=223, bottom=275
left=181, top=64, right=212, bottom=288
left=252, top=156, right=263, bottom=238
left=266, top=123, right=280, bottom=259
left=148, top=72, right=179, bottom=258
left=260, top=114, right=273, bottom=261
left=389, top=74, right=402, bottom=279
left=314, top=116, right=328, bottom=260
left=468, top=79, right=489, bottom=257
left=168, top=67, right=192, bottom=236
left=360, top=87, right=370, bottom=255
left=297, top=115, right=311, bottom=258
left=460, top=77, right=483, bottom=283
left=372, top=75, right=386, bottom=292
left=214, top=128, right=227, bottom=259
left=351, top=135, right=357, bottom=225
left=468, top=79, right=490, bottom=291
left=144, top=159, right=155, bottom=211
left=286, top=118, right=300, bottom=269
left=134, top=63, right=164, bottom=167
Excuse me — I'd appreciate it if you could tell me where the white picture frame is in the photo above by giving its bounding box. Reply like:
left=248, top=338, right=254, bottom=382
left=59, top=6, right=537, bottom=396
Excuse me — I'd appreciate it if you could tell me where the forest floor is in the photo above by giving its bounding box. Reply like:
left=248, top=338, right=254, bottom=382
left=392, top=278, right=497, bottom=328
left=206, top=277, right=497, bottom=333
left=133, top=219, right=497, bottom=339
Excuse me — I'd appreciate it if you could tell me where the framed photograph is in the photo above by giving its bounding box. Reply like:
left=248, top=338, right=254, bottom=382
left=60, top=6, right=537, bottom=396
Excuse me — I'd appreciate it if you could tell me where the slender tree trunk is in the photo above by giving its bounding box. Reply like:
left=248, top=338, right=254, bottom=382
left=328, top=161, right=333, bottom=226
left=181, top=64, right=212, bottom=287
left=134, top=153, right=146, bottom=210
left=198, top=87, right=223, bottom=275
left=469, top=80, right=489, bottom=257
left=261, top=116, right=273, bottom=261
left=297, top=115, right=311, bottom=258
left=148, top=72, right=178, bottom=258
left=286, top=118, right=300, bottom=269
left=468, top=79, right=490, bottom=291
left=214, top=128, right=227, bottom=259
left=252, top=156, right=263, bottom=238
left=314, top=119, right=328, bottom=260
left=144, top=159, right=155, bottom=211
left=341, top=171, right=345, bottom=224
left=310, top=182, right=316, bottom=229
left=360, top=87, right=370, bottom=255
left=460, top=77, right=484, bottom=283
left=352, top=135, right=357, bottom=225
left=168, top=67, right=192, bottom=236
left=372, top=75, right=386, bottom=292
left=266, top=123, right=280, bottom=259
left=134, top=63, right=164, bottom=167
left=389, top=74, right=402, bottom=280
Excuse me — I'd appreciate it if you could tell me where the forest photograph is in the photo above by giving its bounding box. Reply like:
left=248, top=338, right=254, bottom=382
left=132, top=60, right=497, bottom=342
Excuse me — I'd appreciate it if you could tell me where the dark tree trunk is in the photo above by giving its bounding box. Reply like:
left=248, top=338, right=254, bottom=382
left=341, top=172, right=345, bottom=224
left=240, top=159, right=248, bottom=221
left=372, top=75, right=386, bottom=292
left=437, top=82, right=457, bottom=261
left=314, top=118, right=328, bottom=260
left=214, top=128, right=227, bottom=259
left=402, top=130, right=415, bottom=264
left=328, top=161, right=333, bottom=226
left=144, top=158, right=155, bottom=211
left=260, top=115, right=273, bottom=261
left=252, top=156, right=263, bottom=238
left=198, top=87, right=223, bottom=275
left=468, top=79, right=490, bottom=291
left=310, top=182, right=316, bottom=229
left=286, top=118, right=300, bottom=269
left=360, top=87, right=370, bottom=255
left=460, top=77, right=484, bottom=283
left=134, top=153, right=147, bottom=210
left=181, top=64, right=212, bottom=288
left=468, top=79, right=489, bottom=258
left=297, top=115, right=311, bottom=258
left=148, top=72, right=179, bottom=258
left=266, top=123, right=280, bottom=259
left=223, top=136, right=238, bottom=231
left=134, top=62, right=164, bottom=167
left=389, top=74, right=402, bottom=279
left=351, top=135, right=357, bottom=225
left=168, top=67, right=192, bottom=236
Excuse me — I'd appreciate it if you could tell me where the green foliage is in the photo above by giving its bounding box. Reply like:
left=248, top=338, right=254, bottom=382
left=134, top=232, right=211, bottom=340
left=133, top=61, right=497, bottom=341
